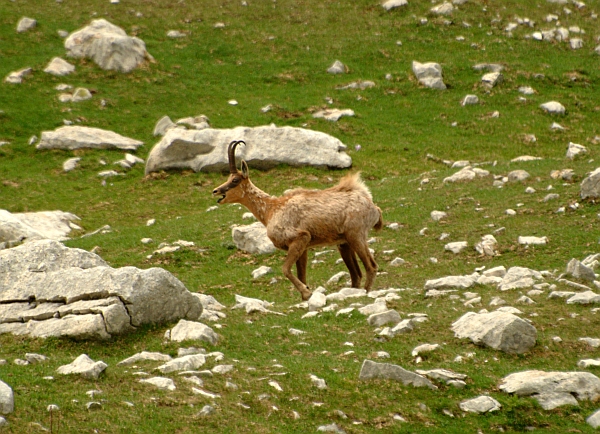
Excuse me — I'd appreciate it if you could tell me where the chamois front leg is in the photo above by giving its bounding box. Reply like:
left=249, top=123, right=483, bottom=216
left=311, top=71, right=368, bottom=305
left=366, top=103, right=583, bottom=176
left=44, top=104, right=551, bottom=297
left=296, top=249, right=308, bottom=285
left=282, top=232, right=312, bottom=301
left=338, top=243, right=362, bottom=288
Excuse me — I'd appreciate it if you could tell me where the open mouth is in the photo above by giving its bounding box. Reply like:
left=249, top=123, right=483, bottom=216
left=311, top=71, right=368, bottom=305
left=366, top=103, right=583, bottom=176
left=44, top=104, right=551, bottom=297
left=217, top=195, right=226, bottom=203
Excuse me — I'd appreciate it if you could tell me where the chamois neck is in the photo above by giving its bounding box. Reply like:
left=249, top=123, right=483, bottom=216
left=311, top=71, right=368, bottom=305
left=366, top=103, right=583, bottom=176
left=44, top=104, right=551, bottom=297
left=239, top=180, right=278, bottom=225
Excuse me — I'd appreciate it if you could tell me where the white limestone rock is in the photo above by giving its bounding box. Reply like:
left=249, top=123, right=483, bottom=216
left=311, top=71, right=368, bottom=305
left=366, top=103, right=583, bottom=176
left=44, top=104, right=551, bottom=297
left=567, top=291, right=600, bottom=304
left=443, top=166, right=489, bottom=183
left=139, top=377, right=176, bottom=391
left=0, top=209, right=81, bottom=243
left=566, top=258, right=596, bottom=282
left=252, top=266, right=272, bottom=279
left=145, top=125, right=351, bottom=174
left=475, top=235, right=497, bottom=256
left=431, top=2, right=453, bottom=15
left=313, top=109, right=355, bottom=122
left=65, top=19, right=153, bottom=73
left=327, top=60, right=346, bottom=74
left=518, top=236, right=548, bottom=246
left=72, top=88, right=93, bottom=102
left=0, top=380, right=14, bottom=414
left=118, top=352, right=171, bottom=366
left=459, top=396, right=501, bottom=413
left=461, top=95, right=479, bottom=105
left=37, top=126, right=143, bottom=151
left=157, top=354, right=206, bottom=374
left=451, top=311, right=537, bottom=354
left=4, top=67, right=32, bottom=84
left=367, top=310, right=401, bottom=327
left=16, top=17, right=37, bottom=33
left=382, top=0, right=407, bottom=11
left=359, top=360, right=437, bottom=389
left=567, top=142, right=587, bottom=159
left=481, top=72, right=503, bottom=88
left=153, top=116, right=177, bottom=136
left=424, top=275, right=476, bottom=290
left=43, top=57, right=75, bottom=76
left=167, top=320, right=218, bottom=345
left=412, top=61, right=446, bottom=90
left=308, top=292, right=327, bottom=312
left=498, top=267, right=543, bottom=291
left=581, top=168, right=600, bottom=200
left=540, top=101, right=566, bottom=115
left=0, top=240, right=202, bottom=339
left=56, top=354, right=107, bottom=379
left=445, top=241, right=468, bottom=254
left=232, top=222, right=276, bottom=254
left=500, top=371, right=600, bottom=402
left=587, top=409, right=600, bottom=428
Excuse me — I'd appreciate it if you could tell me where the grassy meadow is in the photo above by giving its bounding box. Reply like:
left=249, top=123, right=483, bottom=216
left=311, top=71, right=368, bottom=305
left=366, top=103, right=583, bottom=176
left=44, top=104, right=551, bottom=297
left=1, top=0, right=600, bottom=432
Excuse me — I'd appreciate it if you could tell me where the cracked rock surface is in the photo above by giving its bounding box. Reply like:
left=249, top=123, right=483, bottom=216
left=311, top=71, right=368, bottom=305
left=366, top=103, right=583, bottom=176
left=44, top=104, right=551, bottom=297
left=0, top=240, right=202, bottom=339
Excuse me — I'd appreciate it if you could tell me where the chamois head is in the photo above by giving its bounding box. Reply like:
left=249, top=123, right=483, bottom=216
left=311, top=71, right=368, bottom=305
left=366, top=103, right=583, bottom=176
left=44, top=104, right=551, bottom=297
left=212, top=140, right=249, bottom=204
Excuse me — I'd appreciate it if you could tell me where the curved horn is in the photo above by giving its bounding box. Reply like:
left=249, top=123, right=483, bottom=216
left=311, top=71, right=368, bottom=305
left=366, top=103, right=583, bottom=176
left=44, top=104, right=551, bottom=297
left=227, top=140, right=246, bottom=173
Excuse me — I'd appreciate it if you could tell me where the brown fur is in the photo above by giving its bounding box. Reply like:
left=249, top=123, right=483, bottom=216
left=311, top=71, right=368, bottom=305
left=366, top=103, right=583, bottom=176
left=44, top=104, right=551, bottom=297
left=213, top=150, right=382, bottom=301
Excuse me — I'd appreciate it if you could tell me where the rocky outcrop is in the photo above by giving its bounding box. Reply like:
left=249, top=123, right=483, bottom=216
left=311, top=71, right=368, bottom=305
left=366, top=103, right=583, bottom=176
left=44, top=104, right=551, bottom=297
left=0, top=240, right=202, bottom=339
left=145, top=125, right=352, bottom=174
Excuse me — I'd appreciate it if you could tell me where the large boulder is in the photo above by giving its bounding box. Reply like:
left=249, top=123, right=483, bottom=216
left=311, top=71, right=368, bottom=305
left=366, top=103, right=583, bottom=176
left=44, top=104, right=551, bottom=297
left=0, top=240, right=202, bottom=339
left=499, top=370, right=600, bottom=406
left=65, top=19, right=153, bottom=73
left=451, top=311, right=537, bottom=354
left=0, top=209, right=80, bottom=245
left=37, top=126, right=143, bottom=151
left=144, top=125, right=352, bottom=174
left=581, top=168, right=600, bottom=200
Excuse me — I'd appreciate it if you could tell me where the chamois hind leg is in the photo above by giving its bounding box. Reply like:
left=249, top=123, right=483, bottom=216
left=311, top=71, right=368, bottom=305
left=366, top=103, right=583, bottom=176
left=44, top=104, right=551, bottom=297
left=282, top=232, right=312, bottom=300
left=338, top=243, right=362, bottom=288
left=296, top=249, right=308, bottom=285
left=347, top=237, right=378, bottom=292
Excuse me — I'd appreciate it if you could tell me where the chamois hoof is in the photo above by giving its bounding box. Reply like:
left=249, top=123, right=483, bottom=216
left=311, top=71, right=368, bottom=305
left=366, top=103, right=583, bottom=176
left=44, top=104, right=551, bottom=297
left=301, top=291, right=312, bottom=301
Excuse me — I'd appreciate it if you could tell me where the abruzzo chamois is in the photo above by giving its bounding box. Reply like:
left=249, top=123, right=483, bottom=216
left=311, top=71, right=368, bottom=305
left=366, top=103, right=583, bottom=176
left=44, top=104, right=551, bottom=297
left=213, top=140, right=383, bottom=301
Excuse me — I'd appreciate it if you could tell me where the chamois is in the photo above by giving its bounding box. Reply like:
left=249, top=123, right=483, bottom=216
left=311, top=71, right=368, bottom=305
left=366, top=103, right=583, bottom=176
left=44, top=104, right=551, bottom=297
left=213, top=140, right=383, bottom=301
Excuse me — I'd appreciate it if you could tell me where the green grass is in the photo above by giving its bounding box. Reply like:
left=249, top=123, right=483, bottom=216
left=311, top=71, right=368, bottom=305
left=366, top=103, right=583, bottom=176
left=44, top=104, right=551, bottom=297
left=1, top=0, right=600, bottom=432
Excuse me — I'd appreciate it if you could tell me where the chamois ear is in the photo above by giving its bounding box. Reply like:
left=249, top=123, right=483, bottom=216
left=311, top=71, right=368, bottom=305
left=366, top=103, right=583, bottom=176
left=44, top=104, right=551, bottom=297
left=241, top=160, right=249, bottom=178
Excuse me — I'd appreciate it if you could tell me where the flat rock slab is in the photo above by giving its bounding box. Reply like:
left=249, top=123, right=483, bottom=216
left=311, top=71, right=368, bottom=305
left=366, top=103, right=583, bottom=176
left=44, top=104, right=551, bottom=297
left=451, top=311, right=537, bottom=354
left=0, top=209, right=80, bottom=244
left=0, top=240, right=202, bottom=340
left=37, top=126, right=143, bottom=151
left=57, top=354, right=107, bottom=379
left=145, top=125, right=352, bottom=174
left=534, top=392, right=579, bottom=410
left=118, top=351, right=172, bottom=365
left=157, top=354, right=206, bottom=374
left=139, top=377, right=176, bottom=391
left=499, top=370, right=600, bottom=402
left=358, top=360, right=437, bottom=389
left=459, top=395, right=501, bottom=413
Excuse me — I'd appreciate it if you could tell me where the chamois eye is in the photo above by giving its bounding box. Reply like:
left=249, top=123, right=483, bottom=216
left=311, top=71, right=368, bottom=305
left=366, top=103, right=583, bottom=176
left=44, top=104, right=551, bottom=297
left=232, top=177, right=240, bottom=184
